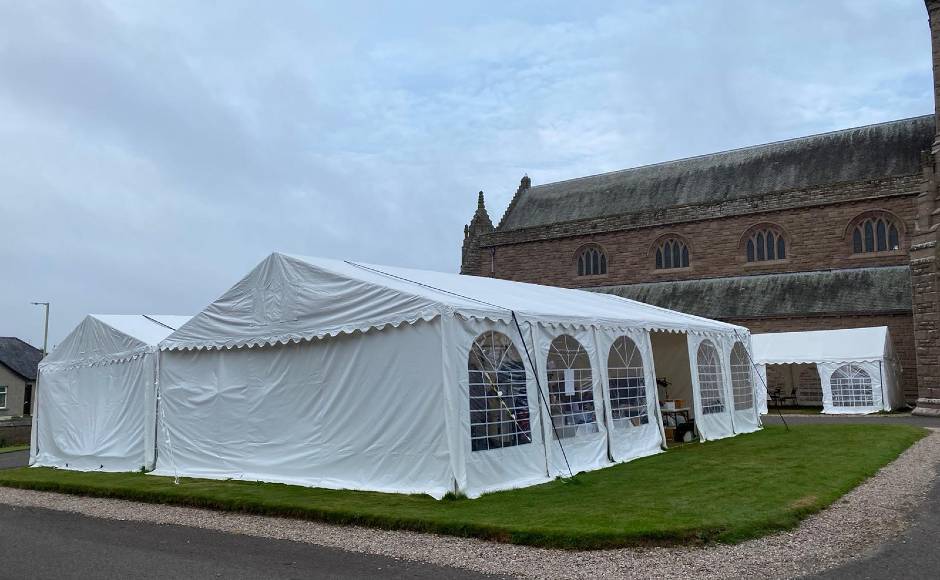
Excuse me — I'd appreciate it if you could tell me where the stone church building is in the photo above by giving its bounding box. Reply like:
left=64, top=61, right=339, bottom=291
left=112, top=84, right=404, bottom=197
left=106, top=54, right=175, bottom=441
left=461, top=0, right=940, bottom=415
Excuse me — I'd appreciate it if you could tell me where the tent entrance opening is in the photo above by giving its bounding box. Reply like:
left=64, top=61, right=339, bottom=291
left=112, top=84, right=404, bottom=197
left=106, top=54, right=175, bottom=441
left=649, top=331, right=697, bottom=444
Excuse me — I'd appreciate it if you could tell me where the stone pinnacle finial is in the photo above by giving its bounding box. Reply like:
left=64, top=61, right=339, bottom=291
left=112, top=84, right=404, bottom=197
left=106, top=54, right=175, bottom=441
left=477, top=190, right=485, bottom=209
left=520, top=174, right=531, bottom=190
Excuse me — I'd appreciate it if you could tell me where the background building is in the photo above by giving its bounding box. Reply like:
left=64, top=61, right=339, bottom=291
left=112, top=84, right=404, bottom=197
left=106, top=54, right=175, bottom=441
left=0, top=337, right=41, bottom=417
left=462, top=0, right=940, bottom=415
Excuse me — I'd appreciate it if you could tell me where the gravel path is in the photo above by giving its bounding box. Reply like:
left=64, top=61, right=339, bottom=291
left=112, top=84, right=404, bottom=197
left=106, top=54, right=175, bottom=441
left=1, top=430, right=938, bottom=580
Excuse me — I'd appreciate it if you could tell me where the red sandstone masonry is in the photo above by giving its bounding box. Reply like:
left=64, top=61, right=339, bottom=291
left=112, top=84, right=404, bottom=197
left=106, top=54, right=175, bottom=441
left=470, top=196, right=916, bottom=288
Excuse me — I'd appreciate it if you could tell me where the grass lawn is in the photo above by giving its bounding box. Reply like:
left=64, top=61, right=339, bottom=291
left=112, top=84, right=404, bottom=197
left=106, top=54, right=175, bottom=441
left=0, top=424, right=925, bottom=549
left=0, top=444, right=29, bottom=454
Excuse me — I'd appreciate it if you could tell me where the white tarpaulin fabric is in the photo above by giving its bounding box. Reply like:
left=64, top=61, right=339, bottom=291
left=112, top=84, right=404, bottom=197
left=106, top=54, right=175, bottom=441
left=751, top=327, right=903, bottom=414
left=150, top=253, right=758, bottom=498
left=161, top=253, right=744, bottom=351
left=31, top=314, right=189, bottom=472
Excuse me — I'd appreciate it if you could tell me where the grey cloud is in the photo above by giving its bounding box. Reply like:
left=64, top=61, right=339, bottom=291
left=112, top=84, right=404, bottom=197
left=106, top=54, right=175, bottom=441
left=0, top=0, right=931, bottom=348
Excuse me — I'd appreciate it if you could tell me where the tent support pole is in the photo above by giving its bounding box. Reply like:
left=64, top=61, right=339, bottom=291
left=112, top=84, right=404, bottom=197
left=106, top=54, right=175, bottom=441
left=878, top=360, right=886, bottom=412
left=511, top=312, right=574, bottom=479
left=733, top=330, right=788, bottom=432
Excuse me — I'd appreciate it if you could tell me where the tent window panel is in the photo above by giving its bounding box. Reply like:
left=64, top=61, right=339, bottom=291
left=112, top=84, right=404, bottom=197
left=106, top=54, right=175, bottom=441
left=729, top=342, right=754, bottom=411
left=607, top=337, right=649, bottom=427
left=830, top=364, right=874, bottom=408
left=547, top=334, right=598, bottom=439
left=468, top=331, right=532, bottom=452
left=696, top=340, right=726, bottom=415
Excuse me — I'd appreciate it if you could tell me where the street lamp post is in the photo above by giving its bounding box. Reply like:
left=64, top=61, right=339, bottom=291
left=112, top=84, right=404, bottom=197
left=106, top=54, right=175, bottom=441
left=31, top=302, right=49, bottom=357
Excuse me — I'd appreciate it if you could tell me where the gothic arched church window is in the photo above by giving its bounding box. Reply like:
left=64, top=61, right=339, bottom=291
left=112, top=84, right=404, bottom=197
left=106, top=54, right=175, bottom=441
left=576, top=245, right=608, bottom=276
left=848, top=212, right=902, bottom=254
left=653, top=237, right=690, bottom=270
left=744, top=224, right=788, bottom=263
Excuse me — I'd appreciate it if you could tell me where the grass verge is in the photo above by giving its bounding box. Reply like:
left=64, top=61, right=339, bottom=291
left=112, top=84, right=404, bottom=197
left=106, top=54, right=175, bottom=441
left=0, top=424, right=925, bottom=549
left=0, top=445, right=29, bottom=454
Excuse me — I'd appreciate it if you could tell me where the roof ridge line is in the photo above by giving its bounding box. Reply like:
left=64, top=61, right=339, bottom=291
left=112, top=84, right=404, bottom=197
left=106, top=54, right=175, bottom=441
left=526, top=114, right=934, bottom=191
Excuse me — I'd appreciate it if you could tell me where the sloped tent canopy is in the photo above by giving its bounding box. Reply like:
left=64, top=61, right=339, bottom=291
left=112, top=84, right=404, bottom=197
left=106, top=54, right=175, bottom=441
left=156, top=253, right=760, bottom=499
left=30, top=314, right=190, bottom=471
left=751, top=327, right=903, bottom=415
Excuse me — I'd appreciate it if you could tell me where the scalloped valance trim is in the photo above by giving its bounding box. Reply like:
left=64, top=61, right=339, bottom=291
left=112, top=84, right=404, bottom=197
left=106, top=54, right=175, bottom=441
left=39, top=346, right=156, bottom=374
left=159, top=308, right=744, bottom=353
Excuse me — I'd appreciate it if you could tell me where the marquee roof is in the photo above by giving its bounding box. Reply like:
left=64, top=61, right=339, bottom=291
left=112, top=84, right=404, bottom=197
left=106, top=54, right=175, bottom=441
left=751, top=326, right=892, bottom=365
left=162, top=253, right=745, bottom=351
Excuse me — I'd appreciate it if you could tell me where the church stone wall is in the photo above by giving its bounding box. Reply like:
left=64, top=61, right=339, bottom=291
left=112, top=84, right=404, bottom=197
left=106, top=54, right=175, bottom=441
left=470, top=193, right=917, bottom=290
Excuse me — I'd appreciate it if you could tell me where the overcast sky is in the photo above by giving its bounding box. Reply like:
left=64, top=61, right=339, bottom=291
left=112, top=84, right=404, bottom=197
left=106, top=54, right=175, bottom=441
left=1, top=0, right=933, bottom=349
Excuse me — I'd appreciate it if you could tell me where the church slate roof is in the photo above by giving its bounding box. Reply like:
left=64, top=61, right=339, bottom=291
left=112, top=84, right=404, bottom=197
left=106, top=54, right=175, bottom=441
left=500, top=115, right=934, bottom=231
left=590, top=266, right=912, bottom=320
left=0, top=337, right=42, bottom=381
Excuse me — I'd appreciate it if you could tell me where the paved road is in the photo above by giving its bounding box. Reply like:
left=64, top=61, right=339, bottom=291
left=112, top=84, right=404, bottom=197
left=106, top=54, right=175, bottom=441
left=0, top=503, right=507, bottom=580
left=761, top=412, right=940, bottom=579
left=0, top=449, right=28, bottom=470
left=807, top=461, right=940, bottom=580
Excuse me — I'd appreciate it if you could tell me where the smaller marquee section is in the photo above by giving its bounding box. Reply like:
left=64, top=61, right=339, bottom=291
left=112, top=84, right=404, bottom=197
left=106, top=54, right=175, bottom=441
left=31, top=314, right=190, bottom=472
left=751, top=326, right=903, bottom=415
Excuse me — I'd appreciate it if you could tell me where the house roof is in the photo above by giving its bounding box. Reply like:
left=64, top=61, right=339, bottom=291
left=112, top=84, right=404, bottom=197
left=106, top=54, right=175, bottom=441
left=590, top=266, right=911, bottom=320
left=0, top=337, right=43, bottom=381
left=499, top=115, right=934, bottom=230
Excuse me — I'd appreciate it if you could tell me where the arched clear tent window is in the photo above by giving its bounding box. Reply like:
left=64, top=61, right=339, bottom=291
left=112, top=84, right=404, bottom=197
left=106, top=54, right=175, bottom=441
left=829, top=364, right=874, bottom=408
left=468, top=331, right=532, bottom=452
left=607, top=336, right=649, bottom=427
left=547, top=334, right=597, bottom=438
left=729, top=342, right=754, bottom=410
left=696, top=340, right=726, bottom=415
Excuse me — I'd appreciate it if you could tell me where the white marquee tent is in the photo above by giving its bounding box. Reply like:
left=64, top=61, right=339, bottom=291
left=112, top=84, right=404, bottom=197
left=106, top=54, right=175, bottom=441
left=154, top=253, right=761, bottom=498
left=752, top=327, right=903, bottom=415
left=30, top=314, right=190, bottom=471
